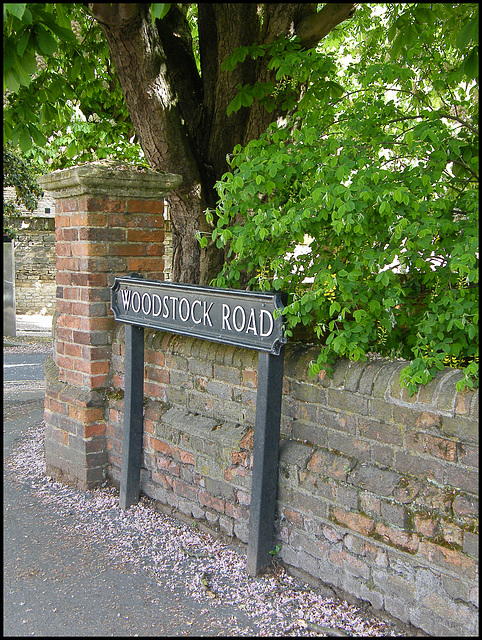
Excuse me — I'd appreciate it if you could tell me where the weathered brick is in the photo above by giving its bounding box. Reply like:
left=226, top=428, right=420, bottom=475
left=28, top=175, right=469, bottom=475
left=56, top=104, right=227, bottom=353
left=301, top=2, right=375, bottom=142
left=321, top=524, right=344, bottom=543
left=329, top=548, right=370, bottom=579
left=371, top=443, right=395, bottom=467
left=412, top=592, right=478, bottom=636
left=343, top=533, right=367, bottom=556
left=156, top=455, right=180, bottom=476
left=418, top=541, right=477, bottom=578
left=332, top=507, right=375, bottom=536
left=439, top=520, right=463, bottom=547
left=317, top=407, right=357, bottom=434
left=358, top=417, right=403, bottom=446
left=327, top=431, right=371, bottom=462
left=150, top=437, right=172, bottom=455
left=393, top=451, right=444, bottom=485
left=126, top=199, right=164, bottom=214
left=375, top=523, right=419, bottom=552
left=334, top=484, right=359, bottom=511
left=348, top=463, right=400, bottom=496
left=445, top=466, right=478, bottom=494
left=327, top=388, right=368, bottom=415
left=380, top=500, right=407, bottom=528
left=198, top=490, right=225, bottom=513
left=224, top=501, right=249, bottom=522
left=171, top=478, right=198, bottom=502
left=414, top=411, right=442, bottom=430
left=291, top=380, right=326, bottom=404
left=83, top=196, right=126, bottom=213
left=441, top=416, right=478, bottom=443
left=456, top=442, right=478, bottom=468
left=463, top=531, right=478, bottom=559
left=126, top=227, right=164, bottom=242
left=359, top=492, right=381, bottom=516
left=452, top=493, right=478, bottom=518
left=413, top=515, right=438, bottom=538
left=372, top=570, right=416, bottom=603
left=405, top=431, right=456, bottom=461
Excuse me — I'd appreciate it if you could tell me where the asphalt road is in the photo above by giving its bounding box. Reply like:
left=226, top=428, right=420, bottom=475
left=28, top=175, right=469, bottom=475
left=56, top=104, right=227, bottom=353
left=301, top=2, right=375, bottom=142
left=3, top=353, right=48, bottom=383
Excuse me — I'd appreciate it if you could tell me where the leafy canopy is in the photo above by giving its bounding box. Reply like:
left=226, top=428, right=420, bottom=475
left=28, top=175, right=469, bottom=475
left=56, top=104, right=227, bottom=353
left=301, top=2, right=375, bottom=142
left=3, top=3, right=147, bottom=170
left=206, top=3, right=479, bottom=394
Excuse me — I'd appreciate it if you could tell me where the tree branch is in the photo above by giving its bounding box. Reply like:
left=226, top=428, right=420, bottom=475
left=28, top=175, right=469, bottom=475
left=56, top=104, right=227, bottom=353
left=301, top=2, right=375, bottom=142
left=295, top=3, right=358, bottom=49
left=87, top=3, right=139, bottom=28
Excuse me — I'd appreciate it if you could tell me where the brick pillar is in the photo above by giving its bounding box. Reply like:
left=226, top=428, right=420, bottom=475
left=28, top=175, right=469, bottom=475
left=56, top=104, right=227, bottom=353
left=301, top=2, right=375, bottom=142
left=38, top=162, right=182, bottom=489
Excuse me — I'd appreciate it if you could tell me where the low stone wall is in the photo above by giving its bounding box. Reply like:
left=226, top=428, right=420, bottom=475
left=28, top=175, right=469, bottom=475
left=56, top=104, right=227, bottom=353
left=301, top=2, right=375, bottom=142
left=12, top=216, right=56, bottom=314
left=100, top=325, right=479, bottom=637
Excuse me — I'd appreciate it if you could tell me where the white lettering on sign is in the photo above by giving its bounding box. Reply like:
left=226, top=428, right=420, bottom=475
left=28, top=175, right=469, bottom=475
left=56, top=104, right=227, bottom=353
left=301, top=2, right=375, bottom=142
left=221, top=303, right=273, bottom=337
left=112, top=278, right=286, bottom=354
left=132, top=291, right=141, bottom=313
left=203, top=301, right=214, bottom=327
left=121, top=289, right=217, bottom=328
left=260, top=309, right=274, bottom=337
left=191, top=299, right=202, bottom=324
left=152, top=294, right=162, bottom=317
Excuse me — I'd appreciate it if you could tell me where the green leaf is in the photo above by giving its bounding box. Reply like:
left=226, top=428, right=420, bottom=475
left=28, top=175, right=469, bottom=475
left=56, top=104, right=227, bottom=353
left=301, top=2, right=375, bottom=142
left=29, top=124, right=47, bottom=147
left=18, top=127, right=32, bottom=153
left=463, top=48, right=478, bottom=79
left=16, top=29, right=31, bottom=56
left=4, top=67, right=21, bottom=92
left=330, top=301, right=341, bottom=316
left=12, top=55, right=33, bottom=87
left=227, top=93, right=243, bottom=116
left=390, top=32, right=404, bottom=60
left=151, top=4, right=171, bottom=22
left=456, top=16, right=478, bottom=50
left=36, top=25, right=57, bottom=55
left=5, top=3, right=27, bottom=19
left=19, top=50, right=37, bottom=76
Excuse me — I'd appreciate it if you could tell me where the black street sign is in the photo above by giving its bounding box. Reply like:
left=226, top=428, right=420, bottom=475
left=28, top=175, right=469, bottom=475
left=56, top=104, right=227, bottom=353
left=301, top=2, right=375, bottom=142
left=111, top=274, right=287, bottom=575
left=111, top=275, right=287, bottom=354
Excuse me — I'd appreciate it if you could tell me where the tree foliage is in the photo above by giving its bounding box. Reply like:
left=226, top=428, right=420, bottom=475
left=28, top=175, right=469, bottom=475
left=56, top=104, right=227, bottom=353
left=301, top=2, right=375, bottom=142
left=3, top=143, right=43, bottom=238
left=3, top=3, right=478, bottom=393
left=3, top=2, right=146, bottom=170
left=208, top=3, right=479, bottom=393
left=4, top=2, right=358, bottom=284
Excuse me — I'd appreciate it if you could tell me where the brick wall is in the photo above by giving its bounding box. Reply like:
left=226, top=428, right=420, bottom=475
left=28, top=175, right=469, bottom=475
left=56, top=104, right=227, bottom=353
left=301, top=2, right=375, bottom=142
left=41, top=163, right=478, bottom=637
left=4, top=186, right=56, bottom=314
left=103, top=326, right=478, bottom=637
left=39, top=162, right=182, bottom=488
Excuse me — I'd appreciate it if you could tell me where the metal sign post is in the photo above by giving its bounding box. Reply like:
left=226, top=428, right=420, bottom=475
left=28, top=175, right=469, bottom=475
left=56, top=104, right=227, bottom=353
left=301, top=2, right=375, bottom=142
left=119, top=323, right=145, bottom=510
left=111, top=274, right=287, bottom=574
left=246, top=348, right=285, bottom=575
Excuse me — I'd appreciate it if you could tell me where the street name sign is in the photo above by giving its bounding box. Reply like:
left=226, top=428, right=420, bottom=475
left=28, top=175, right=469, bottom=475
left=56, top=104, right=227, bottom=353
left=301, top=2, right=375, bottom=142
left=111, top=275, right=286, bottom=354
left=111, top=273, right=287, bottom=575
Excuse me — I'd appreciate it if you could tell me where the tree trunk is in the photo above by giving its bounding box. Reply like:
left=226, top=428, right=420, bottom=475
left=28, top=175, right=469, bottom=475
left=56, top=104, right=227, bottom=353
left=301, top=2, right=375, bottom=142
left=88, top=3, right=356, bottom=285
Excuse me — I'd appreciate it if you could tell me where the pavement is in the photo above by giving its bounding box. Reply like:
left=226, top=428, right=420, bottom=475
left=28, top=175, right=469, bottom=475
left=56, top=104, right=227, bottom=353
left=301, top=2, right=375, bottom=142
left=4, top=314, right=53, bottom=342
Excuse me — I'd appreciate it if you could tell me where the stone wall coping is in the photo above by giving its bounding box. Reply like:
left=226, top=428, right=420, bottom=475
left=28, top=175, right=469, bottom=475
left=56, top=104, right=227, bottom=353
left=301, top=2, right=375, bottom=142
left=38, top=161, right=183, bottom=199
left=150, top=332, right=478, bottom=422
